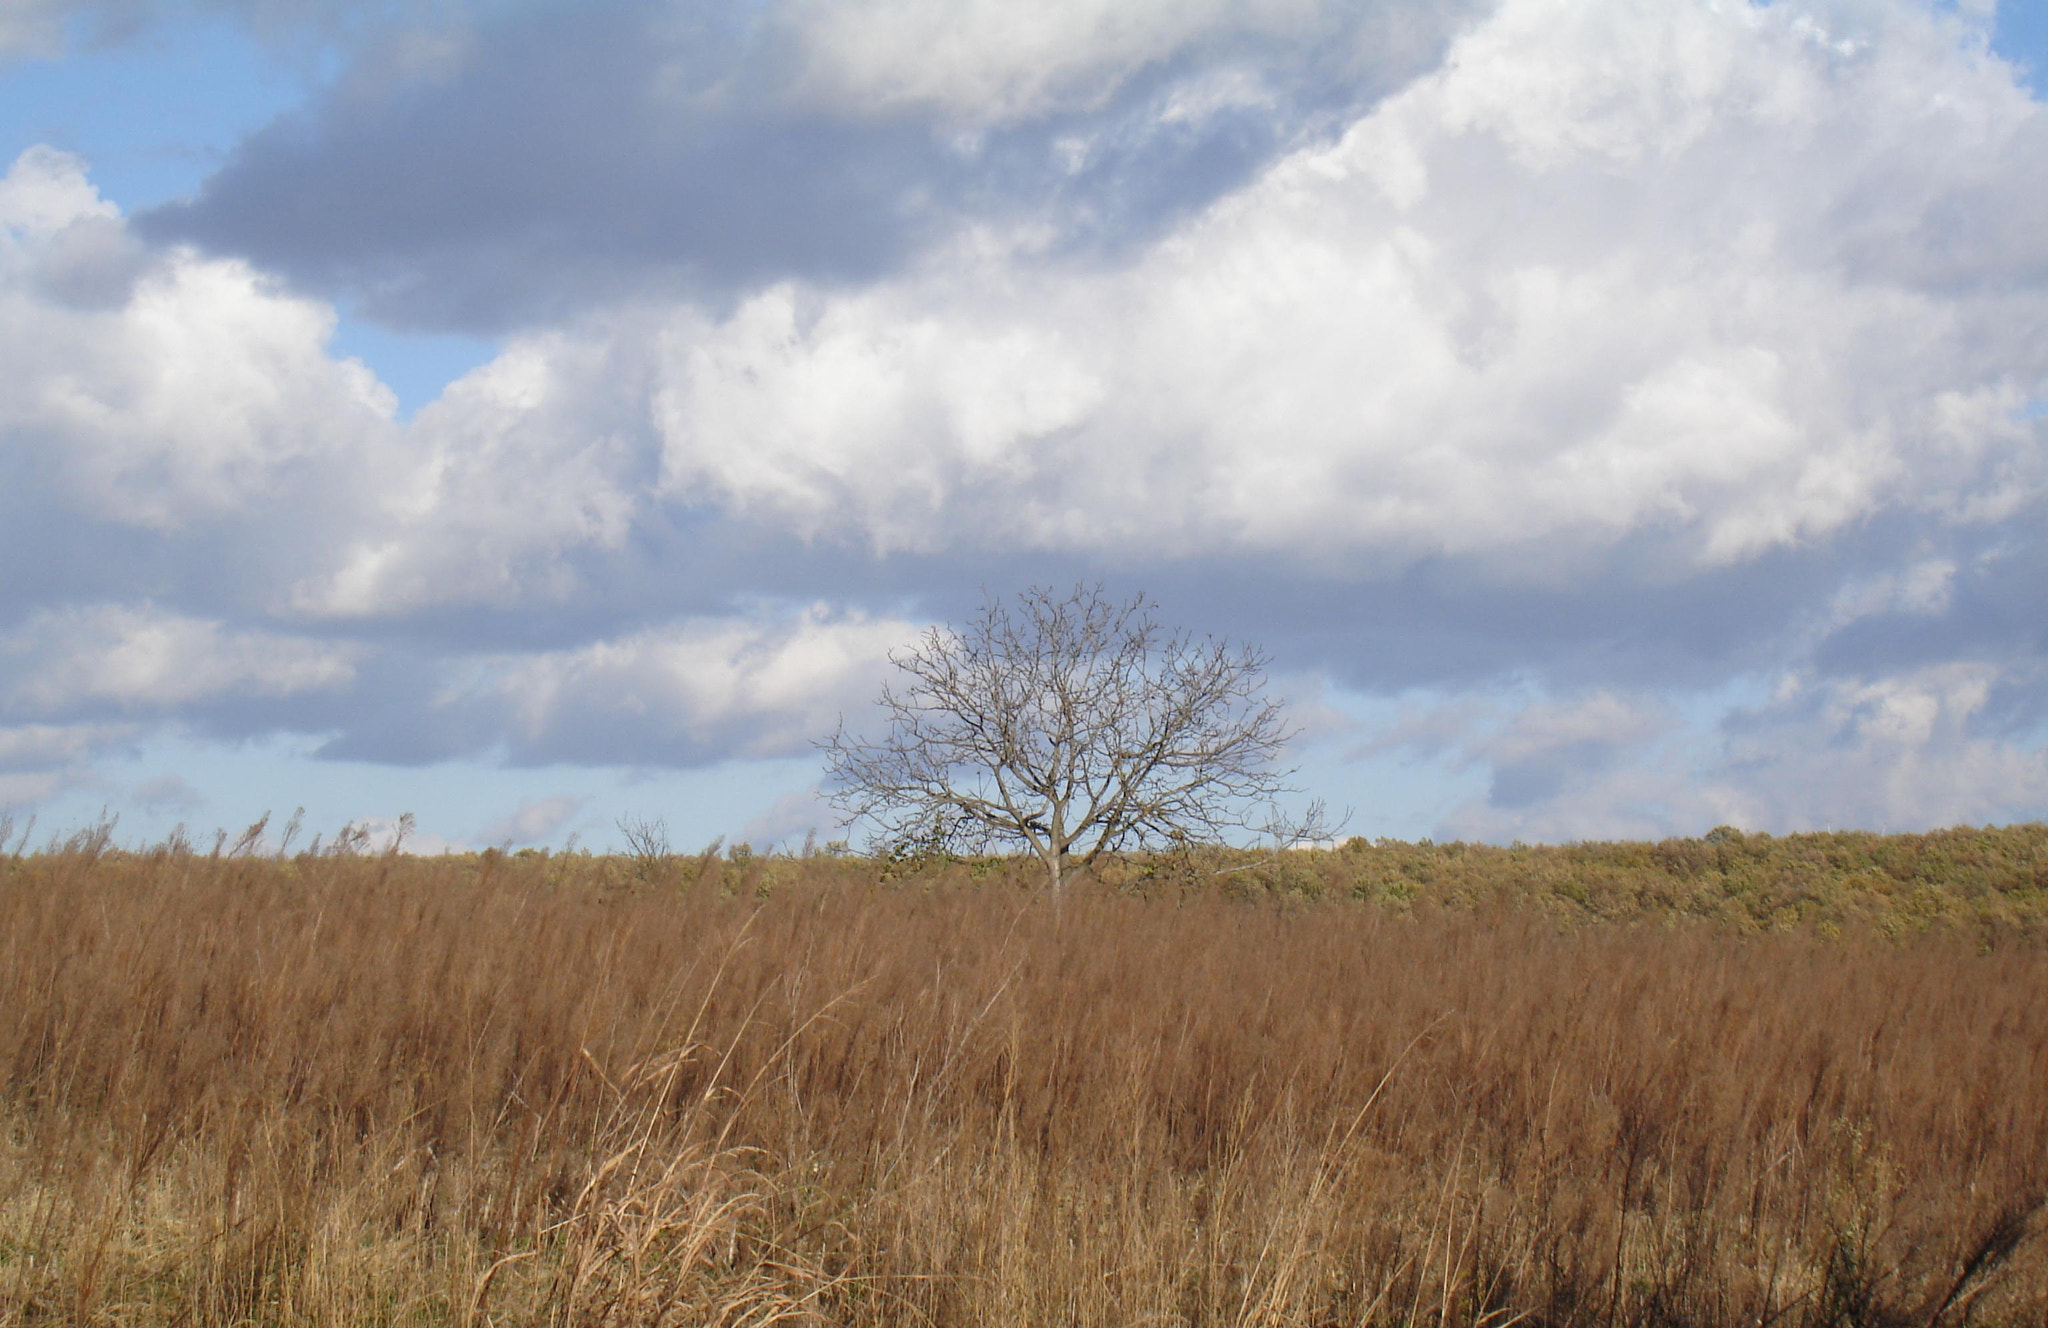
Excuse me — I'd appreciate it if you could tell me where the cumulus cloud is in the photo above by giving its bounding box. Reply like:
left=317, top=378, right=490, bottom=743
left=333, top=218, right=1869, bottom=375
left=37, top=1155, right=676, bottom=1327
left=477, top=792, right=583, bottom=845
left=2, top=0, right=2046, bottom=842
left=120, top=0, right=2048, bottom=605
left=445, top=607, right=917, bottom=767
left=290, top=333, right=646, bottom=617
left=652, top=286, right=1107, bottom=553
left=0, top=160, right=924, bottom=773
left=0, top=148, right=658, bottom=625
left=0, top=148, right=400, bottom=554
left=1, top=604, right=358, bottom=714
left=1711, top=663, right=2048, bottom=831
left=1361, top=689, right=1687, bottom=838
left=650, top=0, right=2048, bottom=574
left=348, top=813, right=466, bottom=855
left=1476, top=693, right=1678, bottom=813
left=1397, top=659, right=2048, bottom=843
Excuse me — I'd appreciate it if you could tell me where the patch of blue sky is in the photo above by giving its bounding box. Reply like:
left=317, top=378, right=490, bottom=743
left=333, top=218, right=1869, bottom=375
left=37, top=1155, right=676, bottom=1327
left=1989, top=0, right=2048, bottom=94
left=0, top=16, right=320, bottom=212
left=1294, top=684, right=1492, bottom=844
left=24, top=731, right=830, bottom=856
left=328, top=310, right=498, bottom=419
left=1299, top=675, right=1787, bottom=845
left=1668, top=674, right=1781, bottom=730
left=2, top=20, right=495, bottom=418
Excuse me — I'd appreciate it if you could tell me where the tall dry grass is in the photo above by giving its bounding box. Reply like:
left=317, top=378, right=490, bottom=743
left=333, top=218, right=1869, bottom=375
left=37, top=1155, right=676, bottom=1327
left=2, top=837, right=2045, bottom=1326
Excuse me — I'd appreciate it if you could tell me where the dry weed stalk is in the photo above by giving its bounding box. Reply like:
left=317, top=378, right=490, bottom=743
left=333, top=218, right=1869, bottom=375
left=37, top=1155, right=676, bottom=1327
left=1, top=840, right=2044, bottom=1326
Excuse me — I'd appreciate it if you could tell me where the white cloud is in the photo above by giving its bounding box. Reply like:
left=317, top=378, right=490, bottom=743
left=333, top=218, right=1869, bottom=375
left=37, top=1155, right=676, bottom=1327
left=1358, top=689, right=1687, bottom=839
left=1481, top=692, right=1676, bottom=770
left=0, top=721, right=133, bottom=814
left=477, top=792, right=584, bottom=845
left=458, top=606, right=920, bottom=763
left=0, top=721, right=136, bottom=769
left=1, top=0, right=2045, bottom=842
left=0, top=149, right=655, bottom=620
left=775, top=0, right=1377, bottom=119
left=648, top=0, right=2048, bottom=572
left=352, top=813, right=467, bottom=855
left=0, top=147, right=118, bottom=237
left=1716, top=663, right=2048, bottom=830
left=738, top=785, right=833, bottom=851
left=1828, top=556, right=1959, bottom=624
left=1, top=604, right=359, bottom=712
left=16, top=0, right=2047, bottom=615
left=653, top=286, right=1104, bottom=552
left=1422, top=663, right=2048, bottom=843
left=132, top=772, right=205, bottom=812
left=0, top=771, right=76, bottom=808
left=37, top=258, right=391, bottom=528
left=0, top=149, right=400, bottom=534
left=292, top=332, right=645, bottom=615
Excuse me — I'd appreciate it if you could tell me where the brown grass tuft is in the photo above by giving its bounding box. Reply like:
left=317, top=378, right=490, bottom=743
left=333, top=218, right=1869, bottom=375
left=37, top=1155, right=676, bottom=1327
left=2, top=837, right=2045, bottom=1325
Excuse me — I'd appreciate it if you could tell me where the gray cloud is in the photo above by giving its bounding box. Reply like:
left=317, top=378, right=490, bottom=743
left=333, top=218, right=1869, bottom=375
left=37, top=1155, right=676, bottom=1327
left=1, top=0, right=499, bottom=61
left=4, top=0, right=2047, bottom=841
left=140, top=0, right=1485, bottom=332
left=132, top=772, right=205, bottom=812
left=0, top=721, right=137, bottom=815
left=0, top=0, right=90, bottom=58
left=145, top=7, right=951, bottom=329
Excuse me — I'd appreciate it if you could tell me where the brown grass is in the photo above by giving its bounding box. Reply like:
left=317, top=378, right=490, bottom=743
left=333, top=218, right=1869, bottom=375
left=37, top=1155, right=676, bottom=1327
left=2, top=835, right=2045, bottom=1326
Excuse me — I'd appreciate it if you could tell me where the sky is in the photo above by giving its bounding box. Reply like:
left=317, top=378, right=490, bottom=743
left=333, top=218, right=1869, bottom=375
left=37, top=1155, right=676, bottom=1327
left=1, top=0, right=2046, bottom=854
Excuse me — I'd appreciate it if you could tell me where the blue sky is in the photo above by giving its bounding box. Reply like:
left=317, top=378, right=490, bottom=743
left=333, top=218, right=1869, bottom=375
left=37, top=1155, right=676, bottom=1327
left=2, top=0, right=2046, bottom=852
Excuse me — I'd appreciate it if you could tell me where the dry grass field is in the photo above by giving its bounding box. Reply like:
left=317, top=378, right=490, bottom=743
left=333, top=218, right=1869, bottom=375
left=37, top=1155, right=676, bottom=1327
left=2, top=822, right=2046, bottom=1326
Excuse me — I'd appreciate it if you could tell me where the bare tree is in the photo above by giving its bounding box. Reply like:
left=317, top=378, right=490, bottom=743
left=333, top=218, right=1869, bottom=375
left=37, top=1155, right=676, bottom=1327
left=616, top=814, right=673, bottom=880
left=822, top=584, right=1328, bottom=893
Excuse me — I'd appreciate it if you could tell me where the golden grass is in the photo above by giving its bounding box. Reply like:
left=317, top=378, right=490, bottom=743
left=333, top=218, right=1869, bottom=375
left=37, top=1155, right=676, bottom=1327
left=2, top=832, right=2045, bottom=1325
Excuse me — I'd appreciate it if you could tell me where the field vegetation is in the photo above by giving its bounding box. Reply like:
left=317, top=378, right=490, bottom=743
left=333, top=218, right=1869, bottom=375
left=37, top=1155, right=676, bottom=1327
left=2, top=817, right=2046, bottom=1326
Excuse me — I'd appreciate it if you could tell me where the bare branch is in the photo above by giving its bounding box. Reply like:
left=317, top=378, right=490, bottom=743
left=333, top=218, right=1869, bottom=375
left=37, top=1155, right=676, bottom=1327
left=820, top=584, right=1316, bottom=892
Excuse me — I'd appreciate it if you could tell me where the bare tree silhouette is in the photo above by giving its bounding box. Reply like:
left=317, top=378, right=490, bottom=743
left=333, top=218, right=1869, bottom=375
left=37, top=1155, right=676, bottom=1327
left=822, top=584, right=1330, bottom=892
